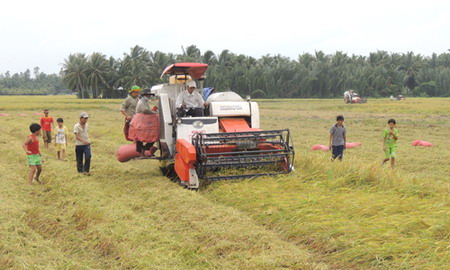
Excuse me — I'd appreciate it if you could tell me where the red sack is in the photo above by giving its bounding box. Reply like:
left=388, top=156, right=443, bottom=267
left=128, top=113, right=160, bottom=143
left=311, top=144, right=330, bottom=151
left=345, top=142, right=362, bottom=149
left=116, top=144, right=140, bottom=162
left=411, top=140, right=433, bottom=147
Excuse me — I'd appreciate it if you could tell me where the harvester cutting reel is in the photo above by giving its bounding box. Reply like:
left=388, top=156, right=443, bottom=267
left=182, top=129, right=295, bottom=189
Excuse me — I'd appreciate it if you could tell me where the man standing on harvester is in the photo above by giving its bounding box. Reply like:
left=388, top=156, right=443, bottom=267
left=175, top=80, right=206, bottom=117
left=132, top=88, right=159, bottom=156
left=120, top=85, right=141, bottom=141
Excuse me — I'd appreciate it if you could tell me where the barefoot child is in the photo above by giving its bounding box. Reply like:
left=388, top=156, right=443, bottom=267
left=22, top=123, right=43, bottom=184
left=329, top=115, right=347, bottom=161
left=382, top=119, right=399, bottom=168
left=40, top=109, right=54, bottom=148
left=54, top=118, right=68, bottom=160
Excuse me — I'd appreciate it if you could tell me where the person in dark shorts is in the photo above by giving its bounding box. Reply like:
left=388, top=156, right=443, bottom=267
left=40, top=109, right=54, bottom=148
left=329, top=115, right=347, bottom=161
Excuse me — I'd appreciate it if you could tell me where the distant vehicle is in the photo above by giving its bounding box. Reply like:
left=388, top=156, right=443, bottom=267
left=390, top=95, right=406, bottom=101
left=344, top=90, right=367, bottom=104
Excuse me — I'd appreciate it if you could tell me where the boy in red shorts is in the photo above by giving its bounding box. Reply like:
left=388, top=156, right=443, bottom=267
left=22, top=123, right=43, bottom=184
left=40, top=109, right=54, bottom=148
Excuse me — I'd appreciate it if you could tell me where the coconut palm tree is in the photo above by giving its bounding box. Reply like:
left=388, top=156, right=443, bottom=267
left=62, top=53, right=89, bottom=98
left=178, top=45, right=201, bottom=62
left=119, top=46, right=153, bottom=89
left=398, top=52, right=423, bottom=93
left=87, top=52, right=109, bottom=98
left=202, top=50, right=217, bottom=65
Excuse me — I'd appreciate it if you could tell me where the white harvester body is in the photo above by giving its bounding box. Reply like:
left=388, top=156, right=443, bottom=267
left=120, top=63, right=294, bottom=189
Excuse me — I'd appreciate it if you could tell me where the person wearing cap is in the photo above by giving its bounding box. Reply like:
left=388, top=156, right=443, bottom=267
left=136, top=88, right=158, bottom=114
left=74, top=112, right=91, bottom=175
left=120, top=85, right=141, bottom=141
left=175, top=80, right=205, bottom=117
left=133, top=89, right=159, bottom=156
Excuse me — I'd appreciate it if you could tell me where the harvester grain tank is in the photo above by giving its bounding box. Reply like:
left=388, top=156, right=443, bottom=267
left=119, top=63, right=295, bottom=189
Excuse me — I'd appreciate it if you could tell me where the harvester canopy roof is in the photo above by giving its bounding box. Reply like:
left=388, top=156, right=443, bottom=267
left=161, top=63, right=208, bottom=79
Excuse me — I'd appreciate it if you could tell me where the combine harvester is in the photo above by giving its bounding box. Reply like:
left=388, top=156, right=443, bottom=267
left=344, top=90, right=367, bottom=104
left=119, top=63, right=295, bottom=189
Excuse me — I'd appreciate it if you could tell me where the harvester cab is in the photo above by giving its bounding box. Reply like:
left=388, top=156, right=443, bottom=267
left=150, top=63, right=294, bottom=189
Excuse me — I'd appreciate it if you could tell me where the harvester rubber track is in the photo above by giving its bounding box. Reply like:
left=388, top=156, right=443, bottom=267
left=192, top=129, right=294, bottom=181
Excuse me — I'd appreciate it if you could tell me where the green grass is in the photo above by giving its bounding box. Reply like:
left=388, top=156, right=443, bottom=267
left=207, top=98, right=450, bottom=269
left=0, top=96, right=322, bottom=270
left=0, top=96, right=449, bottom=269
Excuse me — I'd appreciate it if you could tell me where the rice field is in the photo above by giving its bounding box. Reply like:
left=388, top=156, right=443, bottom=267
left=0, top=95, right=448, bottom=269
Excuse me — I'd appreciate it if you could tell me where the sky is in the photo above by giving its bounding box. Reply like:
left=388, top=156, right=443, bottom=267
left=0, top=0, right=449, bottom=75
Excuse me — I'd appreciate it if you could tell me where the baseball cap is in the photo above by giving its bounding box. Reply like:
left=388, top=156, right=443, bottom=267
left=80, top=112, right=89, bottom=118
left=187, top=80, right=197, bottom=88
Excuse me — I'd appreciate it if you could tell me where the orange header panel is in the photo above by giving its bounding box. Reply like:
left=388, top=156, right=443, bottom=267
left=219, top=118, right=261, bottom=132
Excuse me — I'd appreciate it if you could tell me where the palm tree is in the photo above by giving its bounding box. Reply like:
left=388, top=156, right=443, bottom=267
left=62, top=53, right=89, bottom=98
left=119, top=46, right=153, bottom=89
left=203, top=50, right=217, bottom=65
left=178, top=45, right=201, bottom=62
left=102, top=56, right=121, bottom=98
left=87, top=52, right=109, bottom=98
left=398, top=52, right=423, bottom=93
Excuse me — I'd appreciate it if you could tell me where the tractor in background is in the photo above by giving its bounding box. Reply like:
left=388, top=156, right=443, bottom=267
left=344, top=90, right=367, bottom=104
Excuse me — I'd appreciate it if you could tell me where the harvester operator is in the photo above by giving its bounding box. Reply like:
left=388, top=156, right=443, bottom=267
left=120, top=85, right=141, bottom=141
left=175, top=80, right=206, bottom=117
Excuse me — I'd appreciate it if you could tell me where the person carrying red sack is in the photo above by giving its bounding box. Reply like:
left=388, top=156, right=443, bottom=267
left=120, top=85, right=141, bottom=141
left=129, top=88, right=159, bottom=157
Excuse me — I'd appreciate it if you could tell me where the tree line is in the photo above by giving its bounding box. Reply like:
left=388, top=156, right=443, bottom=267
left=0, top=67, right=65, bottom=95
left=3, top=45, right=450, bottom=98
left=62, top=45, right=450, bottom=99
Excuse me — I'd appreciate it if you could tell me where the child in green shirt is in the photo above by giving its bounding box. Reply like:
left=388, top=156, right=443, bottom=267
left=382, top=119, right=399, bottom=168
